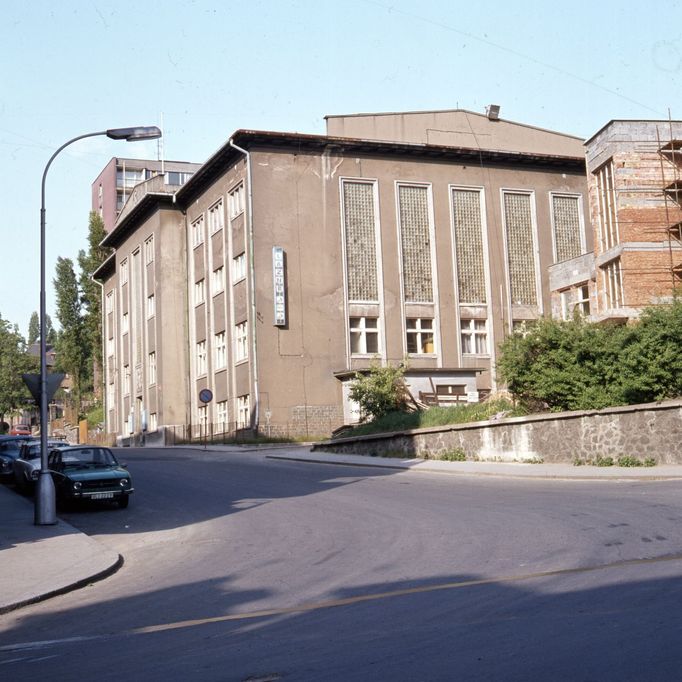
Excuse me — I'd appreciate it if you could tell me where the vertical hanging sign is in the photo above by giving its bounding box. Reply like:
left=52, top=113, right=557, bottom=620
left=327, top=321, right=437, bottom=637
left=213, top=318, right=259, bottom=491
left=272, top=247, right=286, bottom=326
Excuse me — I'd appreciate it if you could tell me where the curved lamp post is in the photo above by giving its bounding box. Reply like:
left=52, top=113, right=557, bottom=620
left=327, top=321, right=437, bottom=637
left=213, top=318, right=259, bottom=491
left=36, top=126, right=162, bottom=525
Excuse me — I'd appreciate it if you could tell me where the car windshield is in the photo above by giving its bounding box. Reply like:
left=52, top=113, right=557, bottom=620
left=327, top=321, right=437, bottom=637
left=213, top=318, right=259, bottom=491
left=62, top=448, right=118, bottom=468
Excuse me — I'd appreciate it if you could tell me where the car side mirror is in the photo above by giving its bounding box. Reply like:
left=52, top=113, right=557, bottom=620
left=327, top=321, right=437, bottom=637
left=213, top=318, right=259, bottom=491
left=120, top=463, right=128, bottom=469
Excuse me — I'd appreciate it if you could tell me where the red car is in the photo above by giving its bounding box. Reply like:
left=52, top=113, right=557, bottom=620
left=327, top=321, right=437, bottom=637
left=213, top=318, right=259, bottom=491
left=9, top=425, right=31, bottom=436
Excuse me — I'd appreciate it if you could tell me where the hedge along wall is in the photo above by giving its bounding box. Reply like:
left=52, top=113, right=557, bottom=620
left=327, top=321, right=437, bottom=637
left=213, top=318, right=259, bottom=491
left=314, top=400, right=682, bottom=464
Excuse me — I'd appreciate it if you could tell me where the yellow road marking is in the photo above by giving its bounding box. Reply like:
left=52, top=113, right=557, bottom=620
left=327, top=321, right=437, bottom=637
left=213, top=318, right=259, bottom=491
left=3, top=551, right=682, bottom=652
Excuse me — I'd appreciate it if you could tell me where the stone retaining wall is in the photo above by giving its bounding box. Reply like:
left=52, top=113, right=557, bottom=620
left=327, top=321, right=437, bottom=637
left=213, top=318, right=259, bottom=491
left=314, top=400, right=682, bottom=464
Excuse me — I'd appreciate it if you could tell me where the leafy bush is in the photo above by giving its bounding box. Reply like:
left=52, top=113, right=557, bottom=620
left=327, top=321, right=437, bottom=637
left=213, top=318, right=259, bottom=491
left=496, top=300, right=682, bottom=412
left=339, top=398, right=523, bottom=438
left=349, top=362, right=410, bottom=421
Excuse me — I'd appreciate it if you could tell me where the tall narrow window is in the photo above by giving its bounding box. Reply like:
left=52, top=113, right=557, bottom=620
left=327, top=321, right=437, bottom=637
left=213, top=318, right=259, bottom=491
left=194, top=279, right=206, bottom=305
left=552, top=194, right=582, bottom=263
left=406, top=318, right=434, bottom=354
left=211, top=266, right=224, bottom=293
left=120, top=259, right=129, bottom=285
left=148, top=352, right=156, bottom=385
left=216, top=401, right=228, bottom=433
left=595, top=160, right=619, bottom=251
left=209, top=199, right=224, bottom=233
left=349, top=317, right=379, bottom=355
left=146, top=294, right=155, bottom=318
left=196, top=340, right=207, bottom=376
left=452, top=188, right=486, bottom=304
left=235, top=322, right=248, bottom=361
left=503, top=192, right=538, bottom=306
left=398, top=184, right=433, bottom=303
left=144, top=235, right=154, bottom=264
left=121, top=312, right=129, bottom=335
left=342, top=181, right=378, bottom=302
left=123, top=364, right=131, bottom=395
left=192, top=216, right=204, bottom=248
left=229, top=184, right=245, bottom=218
left=237, top=395, right=250, bottom=428
left=214, top=331, right=227, bottom=369
left=232, top=253, right=246, bottom=283
left=603, top=258, right=624, bottom=309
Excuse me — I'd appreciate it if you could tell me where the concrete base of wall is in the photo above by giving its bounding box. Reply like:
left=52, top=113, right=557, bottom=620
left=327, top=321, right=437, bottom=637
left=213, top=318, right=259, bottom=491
left=314, top=400, right=682, bottom=465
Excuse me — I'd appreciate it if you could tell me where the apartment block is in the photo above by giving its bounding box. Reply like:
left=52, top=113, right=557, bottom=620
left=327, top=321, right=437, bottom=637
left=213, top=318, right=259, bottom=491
left=92, top=157, right=201, bottom=233
left=95, top=109, right=590, bottom=441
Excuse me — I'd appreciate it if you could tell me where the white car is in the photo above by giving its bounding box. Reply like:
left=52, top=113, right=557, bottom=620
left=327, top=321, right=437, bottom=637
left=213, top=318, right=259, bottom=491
left=13, top=440, right=69, bottom=494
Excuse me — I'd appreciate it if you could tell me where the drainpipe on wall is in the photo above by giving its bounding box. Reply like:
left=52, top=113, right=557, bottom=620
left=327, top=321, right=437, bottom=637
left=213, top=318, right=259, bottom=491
left=228, top=138, right=260, bottom=432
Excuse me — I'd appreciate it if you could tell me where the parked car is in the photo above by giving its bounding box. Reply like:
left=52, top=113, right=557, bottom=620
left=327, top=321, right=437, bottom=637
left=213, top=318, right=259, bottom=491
left=13, top=439, right=70, bottom=493
left=9, top=424, right=31, bottom=436
left=0, top=435, right=34, bottom=480
left=48, top=446, right=133, bottom=509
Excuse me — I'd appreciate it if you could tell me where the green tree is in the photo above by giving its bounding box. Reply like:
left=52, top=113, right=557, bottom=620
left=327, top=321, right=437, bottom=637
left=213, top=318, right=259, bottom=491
left=53, top=256, right=88, bottom=417
left=618, top=299, right=682, bottom=403
left=27, top=311, right=55, bottom=346
left=27, top=311, right=39, bottom=345
left=349, top=361, right=411, bottom=421
left=496, top=317, right=625, bottom=411
left=0, top=314, right=36, bottom=423
left=77, top=211, right=111, bottom=400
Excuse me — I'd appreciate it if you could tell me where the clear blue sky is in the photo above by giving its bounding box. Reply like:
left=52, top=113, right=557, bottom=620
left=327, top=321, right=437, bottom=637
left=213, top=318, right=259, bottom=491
left=1, top=0, right=680, bottom=336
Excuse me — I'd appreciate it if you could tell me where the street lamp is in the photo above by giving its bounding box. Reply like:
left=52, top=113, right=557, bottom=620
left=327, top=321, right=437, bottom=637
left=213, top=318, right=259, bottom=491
left=36, top=126, right=162, bottom=525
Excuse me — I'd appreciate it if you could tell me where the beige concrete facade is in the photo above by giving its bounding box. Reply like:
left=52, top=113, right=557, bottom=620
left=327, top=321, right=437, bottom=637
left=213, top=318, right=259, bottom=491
left=95, top=112, right=590, bottom=440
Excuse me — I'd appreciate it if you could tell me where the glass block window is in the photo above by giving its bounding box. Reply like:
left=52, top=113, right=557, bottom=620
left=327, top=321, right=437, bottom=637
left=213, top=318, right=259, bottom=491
left=460, top=319, right=488, bottom=355
left=552, top=195, right=582, bottom=263
left=349, top=317, right=379, bottom=355
left=342, top=181, right=379, bottom=302
left=503, top=192, right=538, bottom=306
left=398, top=185, right=433, bottom=303
left=406, top=318, right=435, bottom=354
left=452, top=189, right=487, bottom=304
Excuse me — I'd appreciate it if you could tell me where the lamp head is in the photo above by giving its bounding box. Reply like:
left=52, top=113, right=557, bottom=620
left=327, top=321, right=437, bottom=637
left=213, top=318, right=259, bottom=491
left=106, top=126, right=162, bottom=141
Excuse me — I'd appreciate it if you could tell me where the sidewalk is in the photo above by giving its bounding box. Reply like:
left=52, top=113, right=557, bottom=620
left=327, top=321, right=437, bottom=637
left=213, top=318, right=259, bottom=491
left=267, top=448, right=682, bottom=481
left=0, top=485, right=122, bottom=615
left=3, top=448, right=682, bottom=615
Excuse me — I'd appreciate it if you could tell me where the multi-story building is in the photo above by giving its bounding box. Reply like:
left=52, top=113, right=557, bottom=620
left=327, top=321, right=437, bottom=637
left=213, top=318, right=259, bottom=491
left=92, top=157, right=201, bottom=233
left=94, top=108, right=590, bottom=441
left=550, top=119, right=682, bottom=322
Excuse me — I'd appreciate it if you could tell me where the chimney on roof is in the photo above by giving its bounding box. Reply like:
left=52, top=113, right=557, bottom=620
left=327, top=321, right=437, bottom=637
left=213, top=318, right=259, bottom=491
left=486, top=104, right=500, bottom=121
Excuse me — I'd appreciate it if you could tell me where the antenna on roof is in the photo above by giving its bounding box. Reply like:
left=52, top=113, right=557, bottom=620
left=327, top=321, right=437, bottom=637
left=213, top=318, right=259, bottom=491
left=486, top=104, right=500, bottom=121
left=159, top=112, right=165, bottom=173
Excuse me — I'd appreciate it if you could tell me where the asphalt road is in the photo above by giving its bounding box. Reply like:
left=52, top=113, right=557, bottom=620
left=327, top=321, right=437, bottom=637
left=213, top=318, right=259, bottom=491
left=2, top=446, right=682, bottom=681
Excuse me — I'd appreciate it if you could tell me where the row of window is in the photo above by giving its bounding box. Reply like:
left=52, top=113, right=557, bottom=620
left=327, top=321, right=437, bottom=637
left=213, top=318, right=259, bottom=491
left=193, top=254, right=245, bottom=305
left=341, top=180, right=585, bottom=309
left=191, top=184, right=245, bottom=248
left=195, top=322, right=248, bottom=377
left=350, top=316, right=489, bottom=356
left=196, top=394, right=250, bottom=431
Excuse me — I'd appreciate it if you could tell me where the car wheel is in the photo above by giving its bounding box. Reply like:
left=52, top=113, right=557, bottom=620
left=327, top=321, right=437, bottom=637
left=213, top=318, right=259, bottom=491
left=117, top=494, right=129, bottom=509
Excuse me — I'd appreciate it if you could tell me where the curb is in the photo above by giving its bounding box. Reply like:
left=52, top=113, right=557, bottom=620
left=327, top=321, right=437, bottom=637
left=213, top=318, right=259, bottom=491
left=266, top=454, right=682, bottom=482
left=0, top=553, right=124, bottom=616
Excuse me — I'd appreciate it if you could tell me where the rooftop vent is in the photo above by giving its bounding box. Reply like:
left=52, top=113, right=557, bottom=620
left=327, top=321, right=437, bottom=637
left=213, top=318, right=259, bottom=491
left=486, top=104, right=500, bottom=121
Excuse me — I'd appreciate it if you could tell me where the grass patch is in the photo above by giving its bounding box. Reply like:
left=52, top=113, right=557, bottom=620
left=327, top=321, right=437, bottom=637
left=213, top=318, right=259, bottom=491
left=338, top=398, right=525, bottom=439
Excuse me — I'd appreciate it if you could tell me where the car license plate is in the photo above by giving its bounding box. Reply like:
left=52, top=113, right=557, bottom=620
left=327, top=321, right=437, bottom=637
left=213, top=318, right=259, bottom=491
left=90, top=492, right=114, bottom=499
